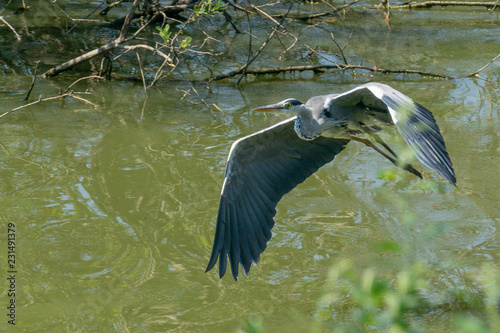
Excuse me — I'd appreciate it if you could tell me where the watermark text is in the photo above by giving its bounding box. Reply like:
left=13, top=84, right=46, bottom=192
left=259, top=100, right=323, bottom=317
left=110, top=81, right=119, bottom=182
left=6, top=222, right=16, bottom=325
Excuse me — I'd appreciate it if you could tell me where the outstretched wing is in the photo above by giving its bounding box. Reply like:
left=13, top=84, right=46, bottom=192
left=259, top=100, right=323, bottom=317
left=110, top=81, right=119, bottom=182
left=206, top=117, right=349, bottom=280
left=329, top=82, right=456, bottom=185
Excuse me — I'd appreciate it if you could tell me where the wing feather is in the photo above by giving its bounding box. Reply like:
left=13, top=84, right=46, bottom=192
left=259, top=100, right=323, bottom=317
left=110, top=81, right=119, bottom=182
left=206, top=117, right=349, bottom=280
left=239, top=195, right=266, bottom=254
left=330, top=83, right=456, bottom=185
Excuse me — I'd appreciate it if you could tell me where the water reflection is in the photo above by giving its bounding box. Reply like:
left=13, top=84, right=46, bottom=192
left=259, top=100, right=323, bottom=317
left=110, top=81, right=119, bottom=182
left=1, top=4, right=499, bottom=330
left=0, top=73, right=498, bottom=330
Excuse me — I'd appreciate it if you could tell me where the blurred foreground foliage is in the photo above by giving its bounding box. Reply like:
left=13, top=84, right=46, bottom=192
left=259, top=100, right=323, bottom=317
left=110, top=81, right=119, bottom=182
left=313, top=260, right=500, bottom=332
left=240, top=185, right=500, bottom=333
left=241, top=259, right=500, bottom=333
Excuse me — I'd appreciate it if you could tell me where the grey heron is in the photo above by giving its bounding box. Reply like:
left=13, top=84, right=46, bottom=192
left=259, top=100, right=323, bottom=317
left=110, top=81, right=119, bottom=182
left=206, top=82, right=455, bottom=281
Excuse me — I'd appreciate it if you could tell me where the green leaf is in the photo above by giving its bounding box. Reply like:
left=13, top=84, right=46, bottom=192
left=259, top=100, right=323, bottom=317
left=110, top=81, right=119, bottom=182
left=156, top=24, right=171, bottom=45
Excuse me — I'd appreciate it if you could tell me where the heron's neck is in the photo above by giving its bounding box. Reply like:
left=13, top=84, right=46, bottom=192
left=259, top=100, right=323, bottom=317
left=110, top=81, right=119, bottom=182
left=293, top=105, right=319, bottom=141
left=296, top=105, right=312, bottom=120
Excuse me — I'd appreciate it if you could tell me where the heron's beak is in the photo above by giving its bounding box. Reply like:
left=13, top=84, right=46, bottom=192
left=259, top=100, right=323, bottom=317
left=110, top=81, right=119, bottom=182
left=252, top=103, right=283, bottom=112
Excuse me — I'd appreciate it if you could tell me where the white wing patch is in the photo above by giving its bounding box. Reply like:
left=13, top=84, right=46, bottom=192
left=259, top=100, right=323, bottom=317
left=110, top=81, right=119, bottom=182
left=369, top=85, right=400, bottom=124
left=365, top=83, right=414, bottom=125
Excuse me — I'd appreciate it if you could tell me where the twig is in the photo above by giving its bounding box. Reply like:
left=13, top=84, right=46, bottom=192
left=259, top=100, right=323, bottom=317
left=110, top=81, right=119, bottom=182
left=24, top=61, right=40, bottom=101
left=237, top=11, right=253, bottom=86
left=454, top=53, right=500, bottom=78
left=254, top=6, right=344, bottom=69
left=0, top=16, right=21, bottom=41
left=0, top=92, right=94, bottom=120
left=233, top=3, right=292, bottom=85
left=235, top=0, right=280, bottom=85
left=330, top=34, right=348, bottom=66
left=226, top=1, right=253, bottom=14
left=136, top=52, right=147, bottom=95
left=150, top=57, right=177, bottom=87
left=383, top=0, right=391, bottom=25
left=222, top=10, right=242, bottom=34
left=177, top=71, right=221, bottom=116
left=49, top=0, right=74, bottom=21
left=100, top=0, right=125, bottom=16
left=251, top=4, right=286, bottom=29
left=276, top=0, right=361, bottom=20
left=119, top=44, right=173, bottom=64
left=140, top=95, right=148, bottom=121
left=118, top=0, right=140, bottom=41
left=63, top=75, right=105, bottom=93
left=330, top=33, right=356, bottom=77
left=235, top=20, right=280, bottom=83
left=56, top=1, right=107, bottom=41
left=70, top=94, right=99, bottom=108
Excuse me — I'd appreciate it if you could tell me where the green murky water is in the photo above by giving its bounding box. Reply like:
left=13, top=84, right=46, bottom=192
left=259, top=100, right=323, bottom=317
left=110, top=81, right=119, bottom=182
left=0, top=1, right=499, bottom=332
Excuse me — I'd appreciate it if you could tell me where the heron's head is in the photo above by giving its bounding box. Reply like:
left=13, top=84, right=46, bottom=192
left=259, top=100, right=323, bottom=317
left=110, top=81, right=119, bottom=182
left=252, top=98, right=304, bottom=113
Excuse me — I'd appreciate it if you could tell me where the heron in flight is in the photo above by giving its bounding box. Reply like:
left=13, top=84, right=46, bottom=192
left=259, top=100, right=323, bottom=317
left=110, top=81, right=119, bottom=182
left=206, top=82, right=455, bottom=281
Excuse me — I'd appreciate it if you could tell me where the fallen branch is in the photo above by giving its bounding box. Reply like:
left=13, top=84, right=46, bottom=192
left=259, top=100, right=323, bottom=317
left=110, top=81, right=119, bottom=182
left=391, top=1, right=500, bottom=9
left=205, top=51, right=500, bottom=82
left=205, top=64, right=452, bottom=82
left=0, top=92, right=96, bottom=120
left=41, top=0, right=187, bottom=78
left=42, top=0, right=146, bottom=78
left=42, top=39, right=127, bottom=78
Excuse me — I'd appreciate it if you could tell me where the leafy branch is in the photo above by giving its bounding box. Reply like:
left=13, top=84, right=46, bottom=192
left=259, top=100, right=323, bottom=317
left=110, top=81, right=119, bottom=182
left=192, top=0, right=228, bottom=21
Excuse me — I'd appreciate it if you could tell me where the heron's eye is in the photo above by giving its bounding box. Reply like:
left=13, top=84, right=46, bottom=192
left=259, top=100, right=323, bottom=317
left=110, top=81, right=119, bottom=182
left=283, top=102, right=292, bottom=108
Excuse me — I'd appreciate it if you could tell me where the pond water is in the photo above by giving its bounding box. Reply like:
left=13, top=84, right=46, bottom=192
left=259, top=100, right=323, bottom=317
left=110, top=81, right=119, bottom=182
left=0, top=1, right=499, bottom=332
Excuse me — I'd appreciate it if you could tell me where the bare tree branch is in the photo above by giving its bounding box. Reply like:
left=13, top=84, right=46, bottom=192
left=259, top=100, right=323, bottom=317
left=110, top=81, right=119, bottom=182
left=204, top=52, right=500, bottom=82
left=205, top=64, right=453, bottom=81
left=42, top=39, right=126, bottom=78
left=42, top=0, right=156, bottom=78
left=391, top=1, right=500, bottom=9
left=118, top=0, right=141, bottom=42
left=0, top=16, right=21, bottom=41
left=119, top=44, right=173, bottom=63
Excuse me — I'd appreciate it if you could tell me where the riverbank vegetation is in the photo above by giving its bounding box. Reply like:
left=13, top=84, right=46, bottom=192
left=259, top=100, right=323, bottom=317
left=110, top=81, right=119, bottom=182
left=1, top=0, right=498, bottom=117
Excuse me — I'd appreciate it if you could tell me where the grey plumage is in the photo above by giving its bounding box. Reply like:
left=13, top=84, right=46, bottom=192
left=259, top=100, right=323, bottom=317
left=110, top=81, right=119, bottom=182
left=206, top=82, right=455, bottom=281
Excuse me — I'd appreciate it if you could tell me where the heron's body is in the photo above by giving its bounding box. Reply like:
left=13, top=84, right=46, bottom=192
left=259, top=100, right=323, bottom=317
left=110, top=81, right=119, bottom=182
left=296, top=93, right=393, bottom=140
left=206, top=82, right=456, bottom=281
